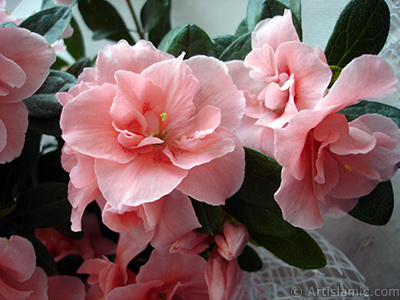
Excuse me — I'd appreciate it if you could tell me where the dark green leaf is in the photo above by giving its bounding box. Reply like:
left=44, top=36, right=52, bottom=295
left=349, top=181, right=394, bottom=225
left=17, top=230, right=58, bottom=275
left=19, top=6, right=72, bottom=45
left=213, top=35, right=236, bottom=58
left=247, top=0, right=286, bottom=31
left=78, top=0, right=134, bottom=44
left=23, top=70, right=76, bottom=119
left=64, top=17, right=85, bottom=60
left=140, top=0, right=170, bottom=32
left=55, top=221, right=85, bottom=240
left=158, top=24, right=217, bottom=58
left=325, top=0, right=390, bottom=68
left=237, top=245, right=263, bottom=272
left=28, top=116, right=62, bottom=137
left=191, top=199, right=222, bottom=235
left=234, top=18, right=249, bottom=37
left=252, top=229, right=327, bottom=269
left=11, top=182, right=71, bottom=228
left=67, top=57, right=92, bottom=77
left=224, top=148, right=296, bottom=236
left=339, top=100, right=400, bottom=128
left=0, top=131, right=41, bottom=205
left=0, top=201, right=17, bottom=219
left=37, top=148, right=69, bottom=184
left=219, top=32, right=252, bottom=61
left=41, top=0, right=56, bottom=9
left=147, top=5, right=171, bottom=47
left=51, top=56, right=69, bottom=70
left=57, top=254, right=84, bottom=276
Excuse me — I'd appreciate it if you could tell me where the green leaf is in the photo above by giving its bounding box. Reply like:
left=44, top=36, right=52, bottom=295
left=158, top=24, right=217, bottom=58
left=234, top=18, right=249, bottom=38
left=140, top=0, right=170, bottom=32
left=11, top=182, right=71, bottom=228
left=67, top=57, right=92, bottom=78
left=57, top=254, right=84, bottom=276
left=51, top=56, right=69, bottom=70
left=78, top=0, right=134, bottom=44
left=237, top=245, right=263, bottom=272
left=339, top=100, right=400, bottom=128
left=328, top=65, right=342, bottom=88
left=325, top=0, right=390, bottom=68
left=219, top=32, right=252, bottom=61
left=252, top=229, right=327, bottom=269
left=247, top=0, right=286, bottom=31
left=147, top=5, right=172, bottom=47
left=224, top=148, right=296, bottom=236
left=64, top=17, right=85, bottom=60
left=23, top=70, right=76, bottom=119
left=191, top=199, right=223, bottom=235
left=19, top=6, right=72, bottom=45
left=349, top=181, right=394, bottom=225
left=28, top=116, right=62, bottom=136
left=213, top=35, right=236, bottom=58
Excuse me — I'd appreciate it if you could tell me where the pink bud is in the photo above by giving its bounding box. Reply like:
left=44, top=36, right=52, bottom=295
left=170, top=230, right=211, bottom=255
left=215, top=223, right=249, bottom=261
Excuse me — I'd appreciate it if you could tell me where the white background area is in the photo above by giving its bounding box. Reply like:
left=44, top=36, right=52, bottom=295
left=5, top=0, right=400, bottom=298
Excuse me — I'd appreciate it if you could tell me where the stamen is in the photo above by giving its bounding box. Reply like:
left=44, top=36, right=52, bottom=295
left=160, top=112, right=167, bottom=122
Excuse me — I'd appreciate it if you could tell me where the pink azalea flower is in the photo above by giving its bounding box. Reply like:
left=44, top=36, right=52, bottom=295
left=274, top=55, right=400, bottom=229
left=35, top=212, right=116, bottom=262
left=227, top=9, right=331, bottom=156
left=58, top=40, right=245, bottom=235
left=0, top=235, right=48, bottom=300
left=47, top=275, right=86, bottom=300
left=205, top=248, right=244, bottom=300
left=214, top=223, right=249, bottom=261
left=107, top=248, right=209, bottom=300
left=0, top=26, right=55, bottom=163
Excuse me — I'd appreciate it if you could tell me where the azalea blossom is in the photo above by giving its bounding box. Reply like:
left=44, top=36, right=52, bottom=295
left=214, top=222, right=249, bottom=261
left=58, top=40, right=245, bottom=237
left=227, top=9, right=331, bottom=156
left=0, top=24, right=55, bottom=163
left=274, top=55, right=400, bottom=228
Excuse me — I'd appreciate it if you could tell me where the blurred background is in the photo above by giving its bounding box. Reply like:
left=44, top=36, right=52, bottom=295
left=5, top=0, right=400, bottom=298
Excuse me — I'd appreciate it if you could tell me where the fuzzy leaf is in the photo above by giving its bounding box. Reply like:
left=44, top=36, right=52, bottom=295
left=19, top=6, right=72, bottom=45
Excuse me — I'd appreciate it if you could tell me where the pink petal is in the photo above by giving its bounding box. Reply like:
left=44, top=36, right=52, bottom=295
left=47, top=275, right=86, bottom=300
left=215, top=223, right=249, bottom=261
left=0, top=27, right=55, bottom=103
left=0, top=53, right=26, bottom=96
left=252, top=9, right=299, bottom=51
left=151, top=190, right=201, bottom=248
left=95, top=150, right=188, bottom=208
left=95, top=40, right=173, bottom=85
left=111, top=70, right=165, bottom=127
left=141, top=55, right=198, bottom=128
left=177, top=129, right=245, bottom=205
left=187, top=56, right=246, bottom=130
left=245, top=45, right=278, bottom=81
left=0, top=102, right=28, bottom=164
left=275, top=41, right=332, bottom=110
left=60, top=84, right=136, bottom=164
left=316, top=55, right=398, bottom=112
left=274, top=168, right=324, bottom=229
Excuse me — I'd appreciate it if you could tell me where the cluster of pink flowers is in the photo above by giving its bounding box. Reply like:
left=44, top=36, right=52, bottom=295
left=1, top=3, right=400, bottom=299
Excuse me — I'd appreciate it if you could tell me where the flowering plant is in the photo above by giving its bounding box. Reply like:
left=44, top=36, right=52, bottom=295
left=1, top=0, right=399, bottom=299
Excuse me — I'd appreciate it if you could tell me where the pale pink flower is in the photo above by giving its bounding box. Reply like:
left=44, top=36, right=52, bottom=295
left=227, top=10, right=331, bottom=156
left=58, top=40, right=245, bottom=234
left=274, top=55, right=400, bottom=228
left=205, top=248, right=244, bottom=300
left=214, top=223, right=249, bottom=261
left=0, top=235, right=48, bottom=300
left=0, top=26, right=55, bottom=163
left=35, top=212, right=116, bottom=262
left=107, top=248, right=209, bottom=300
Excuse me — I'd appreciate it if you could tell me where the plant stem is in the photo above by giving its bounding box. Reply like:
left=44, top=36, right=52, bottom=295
left=126, top=0, right=145, bottom=40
